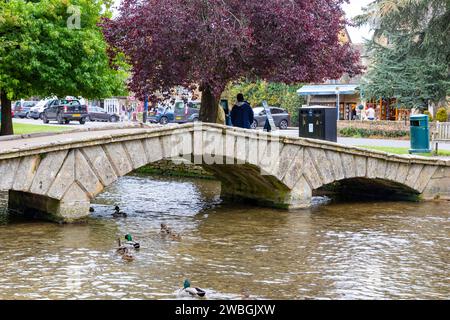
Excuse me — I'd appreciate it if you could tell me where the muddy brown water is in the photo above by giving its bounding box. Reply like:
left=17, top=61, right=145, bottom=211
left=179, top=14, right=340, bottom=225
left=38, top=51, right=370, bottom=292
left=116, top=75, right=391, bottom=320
left=0, top=174, right=448, bottom=299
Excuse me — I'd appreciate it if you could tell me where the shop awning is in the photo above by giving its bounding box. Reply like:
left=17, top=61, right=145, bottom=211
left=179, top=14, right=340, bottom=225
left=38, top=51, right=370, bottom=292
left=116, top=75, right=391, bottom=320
left=297, top=84, right=359, bottom=96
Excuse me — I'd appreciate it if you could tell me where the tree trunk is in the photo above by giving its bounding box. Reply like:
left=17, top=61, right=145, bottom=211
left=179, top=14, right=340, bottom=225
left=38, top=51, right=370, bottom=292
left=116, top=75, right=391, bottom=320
left=0, top=90, right=13, bottom=136
left=199, top=85, right=220, bottom=123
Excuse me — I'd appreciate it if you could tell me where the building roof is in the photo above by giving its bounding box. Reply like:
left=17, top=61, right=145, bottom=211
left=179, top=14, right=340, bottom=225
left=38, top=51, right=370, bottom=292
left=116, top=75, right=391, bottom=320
left=297, top=84, right=359, bottom=96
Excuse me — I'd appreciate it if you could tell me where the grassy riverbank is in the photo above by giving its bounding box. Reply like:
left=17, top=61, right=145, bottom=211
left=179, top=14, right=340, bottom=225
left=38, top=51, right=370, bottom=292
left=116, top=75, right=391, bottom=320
left=359, top=145, right=450, bottom=157
left=1, top=123, right=69, bottom=135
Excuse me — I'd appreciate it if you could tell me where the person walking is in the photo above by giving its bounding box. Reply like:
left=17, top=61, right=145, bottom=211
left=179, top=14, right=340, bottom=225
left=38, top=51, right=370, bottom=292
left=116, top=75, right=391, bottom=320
left=230, top=94, right=254, bottom=129
left=367, top=105, right=375, bottom=121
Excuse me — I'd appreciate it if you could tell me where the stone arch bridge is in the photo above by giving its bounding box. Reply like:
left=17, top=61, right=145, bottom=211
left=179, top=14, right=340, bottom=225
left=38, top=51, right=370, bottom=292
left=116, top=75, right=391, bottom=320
left=0, top=123, right=448, bottom=223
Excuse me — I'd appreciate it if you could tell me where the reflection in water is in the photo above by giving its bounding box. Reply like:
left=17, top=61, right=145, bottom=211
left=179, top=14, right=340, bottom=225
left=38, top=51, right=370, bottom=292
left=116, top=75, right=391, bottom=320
left=0, top=174, right=448, bottom=300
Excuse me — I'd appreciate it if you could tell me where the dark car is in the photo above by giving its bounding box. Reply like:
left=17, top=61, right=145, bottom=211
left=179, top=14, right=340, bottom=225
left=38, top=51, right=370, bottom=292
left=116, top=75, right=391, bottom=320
left=86, top=106, right=120, bottom=122
left=149, top=105, right=175, bottom=124
left=173, top=100, right=201, bottom=123
left=42, top=99, right=88, bottom=124
left=251, top=106, right=290, bottom=130
left=13, top=101, right=38, bottom=118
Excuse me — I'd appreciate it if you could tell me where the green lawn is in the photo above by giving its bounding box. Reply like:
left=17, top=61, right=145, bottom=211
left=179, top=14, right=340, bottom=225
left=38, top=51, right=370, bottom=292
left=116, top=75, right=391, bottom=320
left=358, top=145, right=450, bottom=157
left=1, top=122, right=70, bottom=135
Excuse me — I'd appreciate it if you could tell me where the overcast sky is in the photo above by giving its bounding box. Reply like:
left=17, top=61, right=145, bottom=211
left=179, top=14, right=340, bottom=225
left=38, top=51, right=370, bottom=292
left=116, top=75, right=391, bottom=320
left=113, top=0, right=373, bottom=43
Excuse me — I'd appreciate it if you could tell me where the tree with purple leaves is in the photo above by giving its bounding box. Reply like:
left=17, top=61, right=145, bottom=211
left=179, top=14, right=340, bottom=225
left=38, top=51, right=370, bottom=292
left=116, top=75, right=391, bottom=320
left=102, top=0, right=362, bottom=123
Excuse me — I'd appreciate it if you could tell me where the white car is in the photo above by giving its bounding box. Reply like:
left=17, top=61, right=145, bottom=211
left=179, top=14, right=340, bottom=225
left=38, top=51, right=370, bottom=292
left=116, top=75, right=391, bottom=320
left=28, top=97, right=57, bottom=120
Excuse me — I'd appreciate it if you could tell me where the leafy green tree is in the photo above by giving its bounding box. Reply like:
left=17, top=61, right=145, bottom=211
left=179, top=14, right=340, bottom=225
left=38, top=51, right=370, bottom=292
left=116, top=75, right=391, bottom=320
left=223, top=80, right=305, bottom=125
left=356, top=0, right=450, bottom=111
left=0, top=0, right=128, bottom=135
left=360, top=35, right=450, bottom=108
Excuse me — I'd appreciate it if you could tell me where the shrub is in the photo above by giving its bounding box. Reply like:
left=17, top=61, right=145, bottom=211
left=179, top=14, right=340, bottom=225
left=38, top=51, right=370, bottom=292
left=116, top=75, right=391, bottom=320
left=339, top=127, right=409, bottom=138
left=423, top=110, right=433, bottom=122
left=435, top=107, right=448, bottom=122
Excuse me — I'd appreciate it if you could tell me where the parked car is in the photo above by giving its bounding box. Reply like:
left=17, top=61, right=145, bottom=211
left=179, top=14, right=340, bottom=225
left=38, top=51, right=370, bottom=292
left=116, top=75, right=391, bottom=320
left=86, top=106, right=120, bottom=122
left=29, top=98, right=57, bottom=120
left=42, top=99, right=88, bottom=124
left=149, top=104, right=175, bottom=124
left=251, top=106, right=290, bottom=130
left=173, top=100, right=201, bottom=123
left=13, top=100, right=38, bottom=118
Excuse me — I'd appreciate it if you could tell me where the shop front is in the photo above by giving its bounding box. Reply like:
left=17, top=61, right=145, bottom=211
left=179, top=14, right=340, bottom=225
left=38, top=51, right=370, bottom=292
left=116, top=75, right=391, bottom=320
left=297, top=84, right=360, bottom=121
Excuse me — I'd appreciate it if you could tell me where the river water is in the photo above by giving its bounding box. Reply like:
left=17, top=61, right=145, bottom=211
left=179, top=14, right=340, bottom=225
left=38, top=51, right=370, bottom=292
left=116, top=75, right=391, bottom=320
left=0, top=174, right=448, bottom=300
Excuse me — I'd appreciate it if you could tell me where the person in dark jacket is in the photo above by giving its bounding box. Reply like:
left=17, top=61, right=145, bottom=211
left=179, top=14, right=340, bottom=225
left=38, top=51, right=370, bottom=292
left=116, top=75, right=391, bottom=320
left=230, top=94, right=254, bottom=129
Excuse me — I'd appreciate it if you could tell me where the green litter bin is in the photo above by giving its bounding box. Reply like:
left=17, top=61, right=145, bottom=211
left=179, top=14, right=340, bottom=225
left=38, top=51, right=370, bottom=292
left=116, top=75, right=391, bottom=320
left=409, top=114, right=431, bottom=154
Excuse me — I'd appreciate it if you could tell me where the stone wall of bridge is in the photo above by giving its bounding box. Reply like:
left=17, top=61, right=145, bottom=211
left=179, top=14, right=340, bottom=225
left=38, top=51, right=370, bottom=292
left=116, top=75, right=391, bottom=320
left=0, top=123, right=448, bottom=223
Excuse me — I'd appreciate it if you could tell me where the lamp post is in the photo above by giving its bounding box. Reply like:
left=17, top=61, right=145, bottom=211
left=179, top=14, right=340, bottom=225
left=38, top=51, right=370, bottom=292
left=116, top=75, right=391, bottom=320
left=143, top=94, right=149, bottom=123
left=335, top=87, right=340, bottom=121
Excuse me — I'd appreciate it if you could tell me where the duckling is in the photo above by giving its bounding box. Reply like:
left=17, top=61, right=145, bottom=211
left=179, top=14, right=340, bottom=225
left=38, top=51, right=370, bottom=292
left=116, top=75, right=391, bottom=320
left=160, top=223, right=182, bottom=240
left=89, top=207, right=95, bottom=213
left=178, top=279, right=206, bottom=298
left=160, top=223, right=171, bottom=234
left=170, top=233, right=182, bottom=241
left=124, top=234, right=140, bottom=249
left=112, top=205, right=127, bottom=218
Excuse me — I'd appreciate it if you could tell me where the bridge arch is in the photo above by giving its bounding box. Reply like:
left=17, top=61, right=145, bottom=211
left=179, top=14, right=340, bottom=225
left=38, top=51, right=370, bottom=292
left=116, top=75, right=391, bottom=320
left=0, top=123, right=448, bottom=223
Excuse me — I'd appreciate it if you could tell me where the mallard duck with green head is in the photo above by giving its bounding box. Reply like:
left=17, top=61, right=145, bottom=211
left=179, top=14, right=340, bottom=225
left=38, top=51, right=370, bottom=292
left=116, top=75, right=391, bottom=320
left=177, top=279, right=206, bottom=298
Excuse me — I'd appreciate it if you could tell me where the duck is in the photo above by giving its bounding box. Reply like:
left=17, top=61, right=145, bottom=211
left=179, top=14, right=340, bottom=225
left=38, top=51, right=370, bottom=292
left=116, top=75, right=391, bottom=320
left=160, top=223, right=182, bottom=240
left=116, top=238, right=135, bottom=261
left=160, top=223, right=171, bottom=234
left=124, top=234, right=140, bottom=249
left=178, top=279, right=206, bottom=298
left=112, top=205, right=127, bottom=218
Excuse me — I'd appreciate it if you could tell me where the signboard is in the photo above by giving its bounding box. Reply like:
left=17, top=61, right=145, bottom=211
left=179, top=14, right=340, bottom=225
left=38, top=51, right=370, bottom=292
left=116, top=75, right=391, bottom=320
left=262, top=101, right=278, bottom=132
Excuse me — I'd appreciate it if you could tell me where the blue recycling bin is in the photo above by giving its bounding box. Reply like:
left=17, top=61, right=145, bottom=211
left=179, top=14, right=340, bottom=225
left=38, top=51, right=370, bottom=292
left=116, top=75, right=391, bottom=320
left=409, top=114, right=431, bottom=154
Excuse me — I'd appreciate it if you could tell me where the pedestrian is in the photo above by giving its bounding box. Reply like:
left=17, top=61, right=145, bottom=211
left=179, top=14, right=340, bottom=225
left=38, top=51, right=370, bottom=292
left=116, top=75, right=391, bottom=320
left=367, top=105, right=375, bottom=121
left=230, top=93, right=254, bottom=129
left=127, top=105, right=132, bottom=121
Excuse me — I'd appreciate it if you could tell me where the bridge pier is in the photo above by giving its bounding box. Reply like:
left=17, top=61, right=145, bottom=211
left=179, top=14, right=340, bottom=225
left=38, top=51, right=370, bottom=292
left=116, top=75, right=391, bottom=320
left=8, top=190, right=90, bottom=223
left=202, top=164, right=312, bottom=209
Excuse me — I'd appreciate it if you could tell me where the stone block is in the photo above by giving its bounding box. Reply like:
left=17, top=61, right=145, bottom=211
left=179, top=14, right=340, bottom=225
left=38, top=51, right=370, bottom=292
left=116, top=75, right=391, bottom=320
left=340, top=153, right=356, bottom=179
left=30, top=150, right=68, bottom=195
left=395, top=164, right=410, bottom=184
left=47, top=150, right=75, bottom=200
left=308, top=148, right=334, bottom=185
left=326, top=150, right=345, bottom=181
left=274, top=144, right=301, bottom=181
left=303, top=149, right=323, bottom=189
left=415, top=165, right=438, bottom=193
left=282, top=148, right=305, bottom=189
left=385, top=162, right=400, bottom=182
left=124, top=140, right=148, bottom=169
left=80, top=146, right=117, bottom=186
left=103, top=143, right=133, bottom=177
left=12, top=156, right=40, bottom=192
left=0, top=158, right=20, bottom=190
left=202, top=130, right=225, bottom=165
left=75, top=150, right=104, bottom=198
left=143, top=137, right=164, bottom=163
left=404, top=164, right=424, bottom=190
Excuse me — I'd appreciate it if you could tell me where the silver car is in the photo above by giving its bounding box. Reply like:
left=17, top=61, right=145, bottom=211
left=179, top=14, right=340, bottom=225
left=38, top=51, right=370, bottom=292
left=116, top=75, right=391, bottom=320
left=251, top=107, right=291, bottom=130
